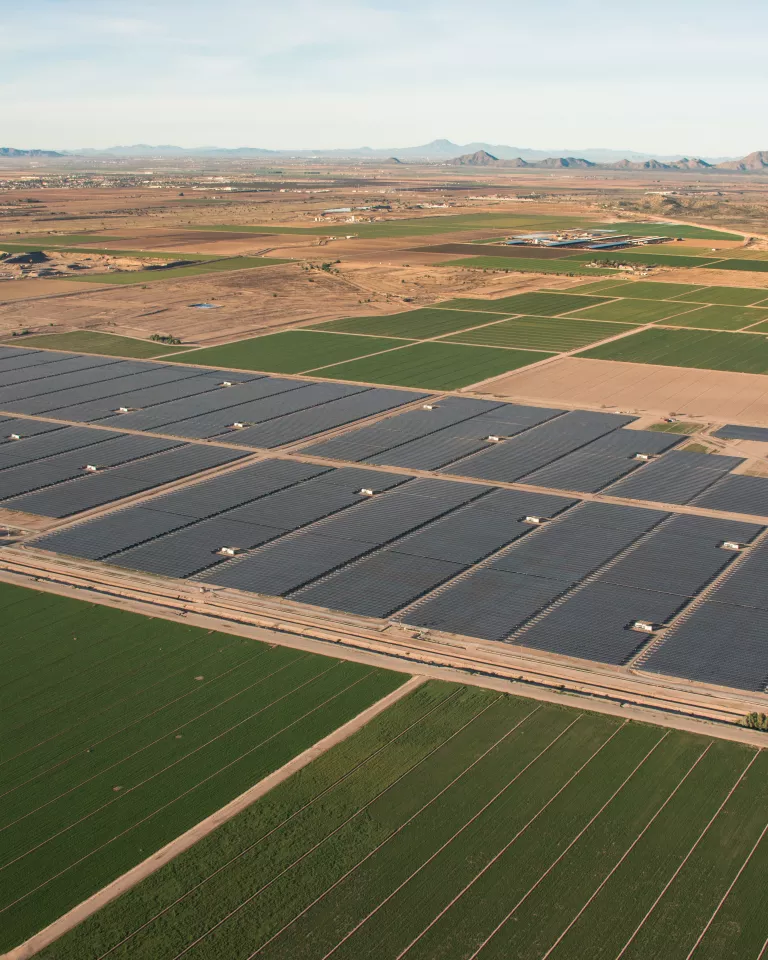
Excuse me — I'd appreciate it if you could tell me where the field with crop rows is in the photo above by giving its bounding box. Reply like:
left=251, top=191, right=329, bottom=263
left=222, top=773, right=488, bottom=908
left=563, top=298, right=697, bottom=323
left=441, top=316, right=635, bottom=351
left=654, top=304, right=768, bottom=330
left=6, top=331, right=193, bottom=358
left=175, top=330, right=411, bottom=374
left=311, top=308, right=505, bottom=339
left=581, top=327, right=768, bottom=374
left=41, top=680, right=768, bottom=960
left=671, top=286, right=768, bottom=305
left=314, top=341, right=547, bottom=388
left=0, top=583, right=404, bottom=951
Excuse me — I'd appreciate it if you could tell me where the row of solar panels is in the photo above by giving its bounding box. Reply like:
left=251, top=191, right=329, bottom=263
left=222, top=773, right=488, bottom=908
left=641, top=530, right=768, bottom=691
left=0, top=347, right=425, bottom=449
left=0, top=413, right=250, bottom=517
left=306, top=396, right=768, bottom=516
left=32, top=455, right=767, bottom=691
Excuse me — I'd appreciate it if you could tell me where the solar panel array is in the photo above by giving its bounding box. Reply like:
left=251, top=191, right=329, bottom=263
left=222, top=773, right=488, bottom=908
left=7, top=346, right=768, bottom=694
left=641, top=530, right=768, bottom=690
left=713, top=424, right=768, bottom=442
left=604, top=451, right=744, bottom=505
left=0, top=349, right=425, bottom=450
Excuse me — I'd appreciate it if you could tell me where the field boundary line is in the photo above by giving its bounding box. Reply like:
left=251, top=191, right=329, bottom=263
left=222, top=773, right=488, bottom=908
left=1, top=675, right=426, bottom=960
left=0, top=667, right=375, bottom=921
left=538, top=742, right=712, bottom=959
left=88, top=684, right=471, bottom=960
left=172, top=702, right=547, bottom=960
left=683, top=817, right=768, bottom=960
left=614, top=749, right=760, bottom=959
left=388, top=723, right=636, bottom=960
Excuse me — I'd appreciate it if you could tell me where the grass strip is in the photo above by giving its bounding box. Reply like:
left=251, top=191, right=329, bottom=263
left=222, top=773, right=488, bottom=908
left=67, top=258, right=287, bottom=284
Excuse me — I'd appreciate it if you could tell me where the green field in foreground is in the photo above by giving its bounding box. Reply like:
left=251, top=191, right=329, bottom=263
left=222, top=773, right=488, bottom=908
left=41, top=681, right=768, bottom=960
left=441, top=316, right=634, bottom=351
left=312, top=307, right=508, bottom=339
left=4, top=331, right=192, bottom=358
left=441, top=256, right=620, bottom=276
left=581, top=327, right=768, bottom=374
left=0, top=582, right=404, bottom=952
left=313, top=340, right=546, bottom=388
left=68, top=257, right=287, bottom=284
left=174, top=330, right=410, bottom=374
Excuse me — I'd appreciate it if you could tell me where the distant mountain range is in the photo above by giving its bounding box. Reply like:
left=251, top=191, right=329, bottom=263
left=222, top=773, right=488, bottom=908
left=444, top=149, right=768, bottom=171
left=2, top=140, right=767, bottom=171
left=0, top=147, right=63, bottom=158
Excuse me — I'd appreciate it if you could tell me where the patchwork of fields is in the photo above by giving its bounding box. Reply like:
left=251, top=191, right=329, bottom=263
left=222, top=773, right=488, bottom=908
left=0, top=583, right=405, bottom=951
left=4, top=331, right=192, bottom=359
left=38, top=680, right=768, bottom=960
left=159, top=282, right=768, bottom=388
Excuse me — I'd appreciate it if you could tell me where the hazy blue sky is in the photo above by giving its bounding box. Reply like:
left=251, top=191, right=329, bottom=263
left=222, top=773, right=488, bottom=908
left=2, top=0, right=767, bottom=154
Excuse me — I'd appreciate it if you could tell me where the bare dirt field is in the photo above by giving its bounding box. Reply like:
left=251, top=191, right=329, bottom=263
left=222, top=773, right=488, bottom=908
left=476, top=355, right=768, bottom=424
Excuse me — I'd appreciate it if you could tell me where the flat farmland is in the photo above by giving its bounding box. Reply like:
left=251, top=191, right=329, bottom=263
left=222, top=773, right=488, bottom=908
left=672, top=286, right=768, bottom=306
left=6, top=331, right=195, bottom=358
left=174, top=330, right=411, bottom=374
left=659, top=304, right=768, bottom=330
left=705, top=259, right=768, bottom=273
left=569, top=251, right=721, bottom=268
left=0, top=582, right=405, bottom=952
left=40, top=682, right=768, bottom=960
left=311, top=308, right=507, bottom=339
left=313, top=341, right=548, bottom=389
left=441, top=316, right=635, bottom=351
left=441, top=292, right=612, bottom=316
left=580, top=281, right=710, bottom=300
left=564, top=299, right=699, bottom=324
left=440, top=256, right=620, bottom=276
left=581, top=327, right=768, bottom=374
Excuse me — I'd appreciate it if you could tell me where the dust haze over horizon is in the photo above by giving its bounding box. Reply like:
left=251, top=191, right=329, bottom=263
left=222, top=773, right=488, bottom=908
left=2, top=0, right=767, bottom=156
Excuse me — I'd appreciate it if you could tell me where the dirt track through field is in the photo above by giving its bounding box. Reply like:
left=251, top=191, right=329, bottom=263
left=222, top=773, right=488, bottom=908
left=3, top=676, right=425, bottom=960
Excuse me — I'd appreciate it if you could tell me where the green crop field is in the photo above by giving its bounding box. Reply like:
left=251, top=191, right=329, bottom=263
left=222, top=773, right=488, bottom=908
left=705, top=259, right=768, bottom=273
left=39, top=681, right=768, bottom=960
left=661, top=304, right=768, bottom=330
left=68, top=257, right=287, bottom=284
left=174, top=330, right=410, bottom=374
left=441, top=316, right=635, bottom=352
left=579, top=281, right=709, bottom=300
left=311, top=308, right=508, bottom=339
left=312, top=341, right=547, bottom=389
left=441, top=256, right=620, bottom=276
left=593, top=221, right=744, bottom=240
left=3, top=331, right=193, bottom=358
left=581, top=327, right=768, bottom=374
left=564, top=299, right=696, bottom=324
left=1, top=234, right=124, bottom=245
left=462, top=291, right=613, bottom=316
left=0, top=582, right=404, bottom=952
left=671, top=286, right=768, bottom=306
left=569, top=251, right=721, bottom=268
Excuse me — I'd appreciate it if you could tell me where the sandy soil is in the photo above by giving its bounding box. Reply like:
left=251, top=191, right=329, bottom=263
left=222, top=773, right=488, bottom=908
left=477, top=356, right=768, bottom=424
